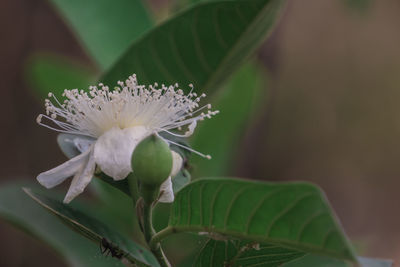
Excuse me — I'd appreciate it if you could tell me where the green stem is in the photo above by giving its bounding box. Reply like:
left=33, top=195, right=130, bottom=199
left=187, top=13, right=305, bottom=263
left=127, top=173, right=140, bottom=203
left=150, top=227, right=174, bottom=248
left=128, top=176, right=170, bottom=266
left=143, top=201, right=171, bottom=267
left=142, top=201, right=154, bottom=243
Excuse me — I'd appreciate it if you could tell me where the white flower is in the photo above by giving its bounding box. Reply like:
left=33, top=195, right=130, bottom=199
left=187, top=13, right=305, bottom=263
left=36, top=74, right=218, bottom=203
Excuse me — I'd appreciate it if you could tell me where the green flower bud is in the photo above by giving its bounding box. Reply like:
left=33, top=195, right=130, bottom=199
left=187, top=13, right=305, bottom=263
left=131, top=134, right=173, bottom=203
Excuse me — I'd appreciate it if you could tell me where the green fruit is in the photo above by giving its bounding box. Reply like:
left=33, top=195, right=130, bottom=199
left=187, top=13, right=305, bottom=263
left=131, top=134, right=173, bottom=187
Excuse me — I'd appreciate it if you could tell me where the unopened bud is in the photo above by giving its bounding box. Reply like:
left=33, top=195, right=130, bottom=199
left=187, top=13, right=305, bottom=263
left=131, top=134, right=173, bottom=203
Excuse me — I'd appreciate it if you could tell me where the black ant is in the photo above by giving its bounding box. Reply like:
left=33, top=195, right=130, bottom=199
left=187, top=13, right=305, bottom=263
left=100, top=238, right=123, bottom=259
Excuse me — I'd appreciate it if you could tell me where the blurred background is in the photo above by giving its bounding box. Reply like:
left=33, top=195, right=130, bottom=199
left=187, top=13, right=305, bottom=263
left=1, top=0, right=400, bottom=266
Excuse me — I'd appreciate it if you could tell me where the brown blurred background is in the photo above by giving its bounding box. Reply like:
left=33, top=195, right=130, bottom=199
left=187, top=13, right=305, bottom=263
left=1, top=0, right=400, bottom=266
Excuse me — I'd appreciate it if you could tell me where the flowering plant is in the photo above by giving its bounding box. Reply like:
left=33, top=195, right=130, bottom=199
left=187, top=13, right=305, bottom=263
left=0, top=0, right=391, bottom=266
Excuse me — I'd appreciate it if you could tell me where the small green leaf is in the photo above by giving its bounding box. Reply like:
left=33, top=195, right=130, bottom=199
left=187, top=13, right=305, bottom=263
left=161, top=178, right=357, bottom=262
left=193, top=239, right=305, bottom=266
left=101, top=0, right=286, bottom=95
left=49, top=0, right=153, bottom=69
left=172, top=169, right=191, bottom=193
left=26, top=54, right=94, bottom=99
left=23, top=188, right=159, bottom=267
left=0, top=181, right=123, bottom=267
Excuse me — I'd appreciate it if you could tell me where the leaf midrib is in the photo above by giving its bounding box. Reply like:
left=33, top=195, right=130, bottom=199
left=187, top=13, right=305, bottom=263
left=160, top=225, right=353, bottom=261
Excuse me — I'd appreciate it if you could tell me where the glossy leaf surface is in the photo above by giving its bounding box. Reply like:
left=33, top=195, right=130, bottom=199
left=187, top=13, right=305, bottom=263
left=166, top=178, right=356, bottom=262
left=193, top=238, right=305, bottom=266
left=101, top=0, right=286, bottom=95
left=24, top=188, right=159, bottom=267
left=0, top=182, right=123, bottom=267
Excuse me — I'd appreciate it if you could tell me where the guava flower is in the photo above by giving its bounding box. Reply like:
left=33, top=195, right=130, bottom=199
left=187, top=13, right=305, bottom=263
left=36, top=74, right=218, bottom=203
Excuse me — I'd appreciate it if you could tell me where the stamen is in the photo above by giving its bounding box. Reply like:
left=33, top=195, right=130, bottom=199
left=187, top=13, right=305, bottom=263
left=37, top=74, right=218, bottom=159
left=163, top=138, right=212, bottom=160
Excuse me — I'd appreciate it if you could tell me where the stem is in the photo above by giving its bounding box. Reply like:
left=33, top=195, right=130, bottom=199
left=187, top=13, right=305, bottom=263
left=142, top=201, right=171, bottom=267
left=127, top=173, right=140, bottom=203
left=128, top=176, right=170, bottom=266
left=142, top=202, right=154, bottom=243
left=150, top=227, right=174, bottom=248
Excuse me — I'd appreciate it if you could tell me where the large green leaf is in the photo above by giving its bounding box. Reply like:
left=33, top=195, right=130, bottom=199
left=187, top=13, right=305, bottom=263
left=26, top=54, right=94, bottom=99
left=49, top=0, right=153, bottom=70
left=23, top=187, right=159, bottom=267
left=156, top=178, right=356, bottom=262
left=0, top=182, right=123, bottom=267
left=193, top=238, right=305, bottom=266
left=101, top=0, right=286, bottom=95
left=190, top=62, right=266, bottom=177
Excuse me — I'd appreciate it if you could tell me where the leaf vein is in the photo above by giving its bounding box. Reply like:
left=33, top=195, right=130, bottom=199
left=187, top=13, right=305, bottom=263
left=191, top=10, right=212, bottom=74
left=149, top=36, right=174, bottom=83
left=265, top=192, right=317, bottom=236
left=245, top=188, right=286, bottom=234
left=167, top=27, right=198, bottom=84
left=209, top=183, right=225, bottom=226
left=296, top=210, right=327, bottom=242
left=213, top=7, right=229, bottom=49
left=223, top=185, right=252, bottom=230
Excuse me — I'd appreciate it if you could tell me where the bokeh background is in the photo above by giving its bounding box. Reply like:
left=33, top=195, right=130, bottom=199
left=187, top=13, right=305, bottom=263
left=1, top=0, right=400, bottom=266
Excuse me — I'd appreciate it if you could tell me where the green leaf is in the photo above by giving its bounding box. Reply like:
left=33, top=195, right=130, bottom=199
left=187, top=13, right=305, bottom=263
left=101, top=0, right=286, bottom=95
left=190, top=62, right=266, bottom=177
left=193, top=239, right=305, bottom=266
left=49, top=0, right=153, bottom=70
left=23, top=187, right=159, bottom=267
left=26, top=54, right=94, bottom=99
left=0, top=181, right=124, bottom=267
left=158, top=178, right=357, bottom=262
left=172, top=169, right=191, bottom=193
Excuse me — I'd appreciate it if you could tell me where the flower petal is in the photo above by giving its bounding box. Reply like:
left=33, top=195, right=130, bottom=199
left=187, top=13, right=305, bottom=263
left=158, top=177, right=174, bottom=203
left=63, top=147, right=96, bottom=203
left=37, top=149, right=90, bottom=189
left=94, top=126, right=150, bottom=180
left=73, top=136, right=95, bottom=153
left=57, top=133, right=95, bottom=158
left=170, top=151, right=183, bottom=177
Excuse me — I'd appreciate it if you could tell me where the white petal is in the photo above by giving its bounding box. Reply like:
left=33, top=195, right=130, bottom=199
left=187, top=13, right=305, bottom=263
left=94, top=126, right=150, bottom=180
left=73, top=136, right=95, bottom=153
left=170, top=151, right=183, bottom=177
left=158, top=177, right=174, bottom=203
left=63, top=147, right=96, bottom=203
left=57, top=134, right=95, bottom=158
left=37, top=149, right=90, bottom=189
